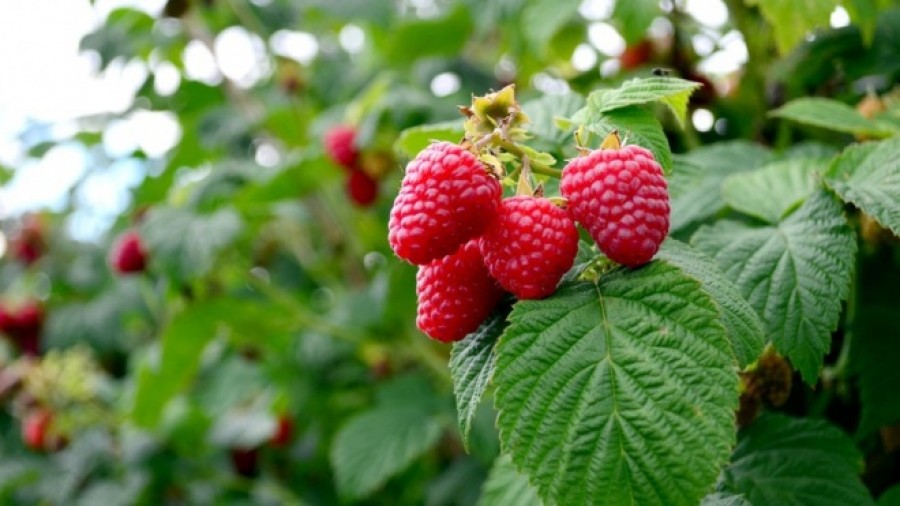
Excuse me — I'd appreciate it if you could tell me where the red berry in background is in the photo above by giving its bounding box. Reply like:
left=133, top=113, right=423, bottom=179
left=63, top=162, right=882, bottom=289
left=416, top=239, right=504, bottom=342
left=561, top=135, right=669, bottom=268
left=9, top=214, right=45, bottom=265
left=324, top=125, right=359, bottom=169
left=110, top=230, right=148, bottom=274
left=230, top=447, right=260, bottom=478
left=22, top=408, right=52, bottom=451
left=346, top=167, right=379, bottom=207
left=270, top=415, right=294, bottom=448
left=389, top=142, right=502, bottom=266
left=479, top=196, right=579, bottom=300
left=619, top=40, right=654, bottom=70
left=0, top=300, right=43, bottom=356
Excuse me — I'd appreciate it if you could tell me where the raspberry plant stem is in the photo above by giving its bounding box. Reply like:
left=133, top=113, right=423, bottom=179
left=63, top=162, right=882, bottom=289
left=496, top=140, right=561, bottom=178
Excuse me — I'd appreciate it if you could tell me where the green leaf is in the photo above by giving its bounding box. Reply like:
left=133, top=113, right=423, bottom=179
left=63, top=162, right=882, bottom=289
left=585, top=77, right=703, bottom=127
left=140, top=207, right=242, bottom=282
left=843, top=0, right=878, bottom=44
left=131, top=300, right=223, bottom=428
left=771, top=98, right=893, bottom=138
left=701, top=492, right=751, bottom=506
left=745, top=0, right=838, bottom=54
left=450, top=310, right=507, bottom=450
left=388, top=4, right=473, bottom=64
left=613, top=0, right=659, bottom=44
left=394, top=122, right=465, bottom=160
left=849, top=305, right=900, bottom=435
left=722, top=158, right=826, bottom=223
left=719, top=413, right=872, bottom=505
left=657, top=240, right=766, bottom=368
left=826, top=139, right=900, bottom=236
left=478, top=455, right=542, bottom=506
left=520, top=0, right=581, bottom=55
left=669, top=142, right=775, bottom=232
left=691, top=190, right=857, bottom=383
left=577, top=105, right=673, bottom=174
left=521, top=93, right=585, bottom=147
left=331, top=406, right=443, bottom=499
left=494, top=262, right=738, bottom=506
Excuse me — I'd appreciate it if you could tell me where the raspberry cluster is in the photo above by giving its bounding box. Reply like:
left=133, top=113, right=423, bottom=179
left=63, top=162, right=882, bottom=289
left=389, top=142, right=579, bottom=342
left=324, top=125, right=387, bottom=208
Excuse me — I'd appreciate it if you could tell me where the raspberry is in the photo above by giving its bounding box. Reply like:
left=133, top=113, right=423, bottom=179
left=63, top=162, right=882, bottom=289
left=270, top=415, right=294, bottom=448
left=324, top=125, right=358, bottom=169
left=111, top=230, right=148, bottom=274
left=346, top=167, right=379, bottom=207
left=561, top=144, right=669, bottom=267
left=416, top=239, right=504, bottom=342
left=479, top=196, right=578, bottom=299
left=0, top=301, right=43, bottom=356
left=389, top=142, right=502, bottom=265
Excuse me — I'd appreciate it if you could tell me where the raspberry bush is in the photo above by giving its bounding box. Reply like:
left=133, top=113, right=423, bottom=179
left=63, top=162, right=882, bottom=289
left=0, top=1, right=899, bottom=505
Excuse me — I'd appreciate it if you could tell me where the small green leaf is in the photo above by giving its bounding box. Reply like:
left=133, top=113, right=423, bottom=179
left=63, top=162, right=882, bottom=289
left=719, top=413, right=872, bottom=505
left=394, top=122, right=465, bottom=160
left=745, top=0, right=838, bottom=54
left=586, top=77, right=703, bottom=127
left=826, top=139, right=900, bottom=236
left=479, top=454, right=543, bottom=506
left=692, top=190, right=857, bottom=383
left=657, top=240, right=766, bottom=368
left=331, top=406, right=443, bottom=499
left=576, top=105, right=673, bottom=174
left=669, top=142, right=775, bottom=232
left=450, top=309, right=508, bottom=450
left=771, top=98, right=893, bottom=138
left=494, top=261, right=738, bottom=506
left=722, top=157, right=826, bottom=223
left=878, top=484, right=900, bottom=505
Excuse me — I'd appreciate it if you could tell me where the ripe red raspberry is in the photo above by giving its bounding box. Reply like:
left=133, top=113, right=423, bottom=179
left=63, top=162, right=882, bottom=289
left=10, top=215, right=45, bottom=265
left=111, top=230, right=148, bottom=274
left=479, top=196, right=578, bottom=299
left=561, top=144, right=669, bottom=267
left=346, top=167, right=378, bottom=207
left=416, top=239, right=504, bottom=342
left=324, top=125, right=358, bottom=169
left=0, top=301, right=43, bottom=356
left=389, top=142, right=501, bottom=265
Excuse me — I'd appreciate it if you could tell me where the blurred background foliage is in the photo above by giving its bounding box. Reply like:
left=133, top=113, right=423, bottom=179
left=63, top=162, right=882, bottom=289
left=0, top=0, right=898, bottom=504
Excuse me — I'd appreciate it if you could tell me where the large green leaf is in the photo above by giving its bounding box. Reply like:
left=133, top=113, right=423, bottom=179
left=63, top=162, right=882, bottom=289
left=878, top=485, right=900, bottom=505
left=387, top=4, right=473, bottom=64
left=722, top=157, right=826, bottom=223
left=718, top=413, right=872, bottom=505
left=657, top=240, right=765, bottom=368
left=330, top=406, right=443, bottom=499
left=701, top=492, right=751, bottom=506
left=394, top=122, right=465, bottom=160
left=826, top=139, right=900, bottom=236
left=771, top=98, right=894, bottom=138
left=585, top=77, right=703, bottom=127
left=140, top=206, right=243, bottom=282
left=450, top=310, right=507, bottom=449
left=692, top=190, right=856, bottom=383
left=478, top=455, right=542, bottom=506
left=575, top=105, right=673, bottom=174
left=494, top=261, right=738, bottom=506
left=745, top=0, right=838, bottom=54
left=669, top=142, right=774, bottom=232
